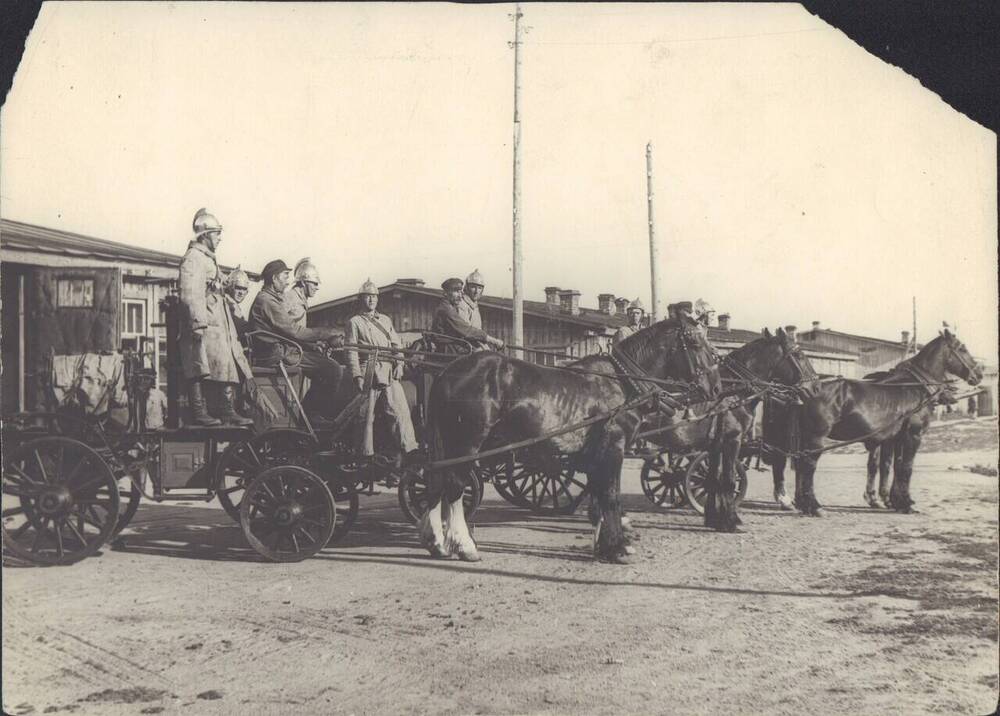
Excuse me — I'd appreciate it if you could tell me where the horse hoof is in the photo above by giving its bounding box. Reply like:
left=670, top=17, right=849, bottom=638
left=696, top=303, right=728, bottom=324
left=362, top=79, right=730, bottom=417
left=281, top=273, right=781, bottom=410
left=429, top=544, right=451, bottom=559
left=624, top=544, right=637, bottom=556
left=457, top=549, right=482, bottom=562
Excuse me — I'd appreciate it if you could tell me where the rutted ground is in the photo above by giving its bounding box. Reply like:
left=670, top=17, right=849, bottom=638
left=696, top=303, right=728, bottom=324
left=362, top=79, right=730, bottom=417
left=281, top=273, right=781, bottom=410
left=3, top=449, right=997, bottom=716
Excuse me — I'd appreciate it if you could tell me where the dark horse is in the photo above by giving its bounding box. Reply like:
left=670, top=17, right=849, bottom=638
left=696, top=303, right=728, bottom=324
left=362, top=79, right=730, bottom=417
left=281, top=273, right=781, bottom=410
left=775, top=329, right=981, bottom=515
left=417, top=317, right=743, bottom=564
left=861, top=361, right=962, bottom=508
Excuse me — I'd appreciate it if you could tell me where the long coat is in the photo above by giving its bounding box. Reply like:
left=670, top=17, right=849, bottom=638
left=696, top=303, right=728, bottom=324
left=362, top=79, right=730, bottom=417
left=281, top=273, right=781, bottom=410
left=459, top=294, right=482, bottom=329
left=345, top=311, right=402, bottom=387
left=178, top=241, right=250, bottom=383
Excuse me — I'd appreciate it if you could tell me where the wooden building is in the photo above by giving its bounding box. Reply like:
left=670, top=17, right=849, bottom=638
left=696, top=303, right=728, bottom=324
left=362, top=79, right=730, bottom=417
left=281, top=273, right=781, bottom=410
left=308, top=281, right=862, bottom=376
left=308, top=280, right=632, bottom=360
left=797, top=321, right=912, bottom=373
left=0, top=218, right=254, bottom=414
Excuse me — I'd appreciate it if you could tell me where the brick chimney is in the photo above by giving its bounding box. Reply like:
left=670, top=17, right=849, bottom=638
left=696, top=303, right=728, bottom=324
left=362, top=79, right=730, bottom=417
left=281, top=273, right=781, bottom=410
left=615, top=297, right=630, bottom=316
left=784, top=325, right=798, bottom=343
left=598, top=293, right=615, bottom=315
left=811, top=320, right=821, bottom=331
left=544, top=287, right=561, bottom=312
left=717, top=313, right=730, bottom=331
left=901, top=330, right=910, bottom=347
left=559, top=289, right=581, bottom=316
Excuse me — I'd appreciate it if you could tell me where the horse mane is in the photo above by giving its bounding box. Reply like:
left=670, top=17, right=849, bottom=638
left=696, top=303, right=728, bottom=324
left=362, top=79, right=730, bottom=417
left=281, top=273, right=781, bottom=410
left=615, top=317, right=685, bottom=367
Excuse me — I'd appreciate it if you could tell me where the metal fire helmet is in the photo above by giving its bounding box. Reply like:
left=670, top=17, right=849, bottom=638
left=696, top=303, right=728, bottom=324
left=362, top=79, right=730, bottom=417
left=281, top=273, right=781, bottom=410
left=226, top=265, right=250, bottom=290
left=465, top=268, right=485, bottom=287
left=628, top=298, right=645, bottom=313
left=192, top=208, right=223, bottom=238
left=294, top=257, right=321, bottom=286
left=694, top=298, right=715, bottom=320
left=358, top=278, right=379, bottom=296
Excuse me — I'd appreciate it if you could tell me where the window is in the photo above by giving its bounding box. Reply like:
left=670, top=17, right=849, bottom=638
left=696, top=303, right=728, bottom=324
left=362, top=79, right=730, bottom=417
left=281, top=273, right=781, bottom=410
left=57, top=278, right=94, bottom=307
left=121, top=299, right=148, bottom=356
left=122, top=299, right=147, bottom=337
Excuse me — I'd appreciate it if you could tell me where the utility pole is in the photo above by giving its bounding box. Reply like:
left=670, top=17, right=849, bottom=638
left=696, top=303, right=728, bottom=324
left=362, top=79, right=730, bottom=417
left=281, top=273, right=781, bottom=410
left=912, top=296, right=917, bottom=354
left=646, top=142, right=661, bottom=323
left=511, top=3, right=524, bottom=357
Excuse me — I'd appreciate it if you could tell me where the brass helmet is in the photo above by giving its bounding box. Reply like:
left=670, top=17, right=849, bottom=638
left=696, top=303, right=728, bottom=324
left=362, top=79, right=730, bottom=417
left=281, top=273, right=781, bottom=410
left=358, top=278, right=379, bottom=296
left=225, top=265, right=250, bottom=291
left=694, top=298, right=714, bottom=320
left=294, top=257, right=320, bottom=285
left=628, top=298, right=645, bottom=313
left=192, top=208, right=223, bottom=238
left=465, top=268, right=485, bottom=287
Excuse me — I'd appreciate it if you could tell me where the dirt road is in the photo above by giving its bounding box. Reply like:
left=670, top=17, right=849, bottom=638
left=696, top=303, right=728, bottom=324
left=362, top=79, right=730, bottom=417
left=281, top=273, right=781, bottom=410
left=3, top=449, right=997, bottom=715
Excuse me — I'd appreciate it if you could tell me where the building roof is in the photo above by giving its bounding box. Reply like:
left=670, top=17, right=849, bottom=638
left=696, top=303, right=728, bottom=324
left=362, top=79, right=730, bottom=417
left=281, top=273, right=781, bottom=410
left=799, top=327, right=907, bottom=351
left=309, top=280, right=631, bottom=329
left=0, top=218, right=257, bottom=278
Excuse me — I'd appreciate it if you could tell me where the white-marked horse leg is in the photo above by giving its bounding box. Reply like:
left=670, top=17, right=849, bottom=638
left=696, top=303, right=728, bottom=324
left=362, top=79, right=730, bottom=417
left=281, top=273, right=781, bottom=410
left=443, top=493, right=479, bottom=562
left=418, top=488, right=450, bottom=559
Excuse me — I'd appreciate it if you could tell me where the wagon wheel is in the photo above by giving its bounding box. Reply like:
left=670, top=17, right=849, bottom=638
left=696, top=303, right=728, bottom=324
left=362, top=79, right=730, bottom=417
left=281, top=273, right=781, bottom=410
left=240, top=465, right=336, bottom=562
left=640, top=455, right=686, bottom=509
left=476, top=454, right=518, bottom=501
left=2, top=437, right=120, bottom=565
left=682, top=452, right=749, bottom=515
left=397, top=468, right=483, bottom=525
left=506, top=454, right=588, bottom=515
left=215, top=429, right=319, bottom=523
left=327, top=479, right=359, bottom=543
left=112, top=473, right=143, bottom=537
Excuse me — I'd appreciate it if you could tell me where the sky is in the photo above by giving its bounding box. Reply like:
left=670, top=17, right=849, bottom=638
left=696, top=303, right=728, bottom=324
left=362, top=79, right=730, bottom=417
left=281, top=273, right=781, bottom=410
left=1, top=2, right=997, bottom=359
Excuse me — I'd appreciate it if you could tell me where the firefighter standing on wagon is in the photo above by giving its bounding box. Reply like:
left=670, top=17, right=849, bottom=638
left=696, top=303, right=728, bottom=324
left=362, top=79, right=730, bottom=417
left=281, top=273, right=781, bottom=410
left=177, top=208, right=253, bottom=427
left=345, top=279, right=419, bottom=461
left=224, top=265, right=251, bottom=342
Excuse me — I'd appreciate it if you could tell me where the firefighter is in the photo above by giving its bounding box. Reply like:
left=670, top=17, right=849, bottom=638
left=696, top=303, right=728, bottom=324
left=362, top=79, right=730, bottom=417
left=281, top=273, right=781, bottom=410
left=248, top=259, right=345, bottom=421
left=345, top=279, right=419, bottom=460
left=224, top=265, right=250, bottom=341
left=460, top=268, right=486, bottom=328
left=432, top=278, right=504, bottom=352
left=177, top=208, right=253, bottom=426
left=613, top=298, right=645, bottom=344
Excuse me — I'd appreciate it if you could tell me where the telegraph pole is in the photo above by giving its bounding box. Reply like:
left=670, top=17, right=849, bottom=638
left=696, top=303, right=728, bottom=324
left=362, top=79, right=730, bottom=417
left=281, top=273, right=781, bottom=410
left=911, top=296, right=917, bottom=354
left=646, top=142, right=661, bottom=323
left=511, top=3, right=525, bottom=356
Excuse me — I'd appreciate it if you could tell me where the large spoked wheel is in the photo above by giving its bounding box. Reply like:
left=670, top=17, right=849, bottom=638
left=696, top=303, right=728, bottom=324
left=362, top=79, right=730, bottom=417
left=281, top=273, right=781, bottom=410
left=682, top=452, right=749, bottom=515
left=2, top=437, right=120, bottom=565
left=640, top=455, right=687, bottom=509
left=327, top=479, right=359, bottom=543
left=240, top=465, right=336, bottom=563
left=397, top=468, right=483, bottom=525
left=215, top=429, right=319, bottom=523
left=504, top=454, right=589, bottom=515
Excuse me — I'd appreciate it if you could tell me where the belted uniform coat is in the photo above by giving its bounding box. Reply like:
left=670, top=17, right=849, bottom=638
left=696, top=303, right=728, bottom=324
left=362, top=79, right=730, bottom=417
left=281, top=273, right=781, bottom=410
left=178, top=241, right=251, bottom=383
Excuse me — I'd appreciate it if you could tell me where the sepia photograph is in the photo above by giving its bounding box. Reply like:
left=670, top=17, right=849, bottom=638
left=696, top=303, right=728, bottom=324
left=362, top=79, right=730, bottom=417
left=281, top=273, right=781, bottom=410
left=1, top=2, right=997, bottom=714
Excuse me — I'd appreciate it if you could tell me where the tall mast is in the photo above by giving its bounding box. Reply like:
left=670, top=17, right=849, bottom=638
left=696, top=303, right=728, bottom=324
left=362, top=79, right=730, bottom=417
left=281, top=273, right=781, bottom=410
left=646, top=142, right=661, bottom=322
left=511, top=3, right=524, bottom=356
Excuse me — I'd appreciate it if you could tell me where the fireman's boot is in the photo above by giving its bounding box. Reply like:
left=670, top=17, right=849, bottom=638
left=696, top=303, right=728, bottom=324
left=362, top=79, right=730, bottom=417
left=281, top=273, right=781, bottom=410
left=219, top=383, right=254, bottom=427
left=188, top=379, right=222, bottom=427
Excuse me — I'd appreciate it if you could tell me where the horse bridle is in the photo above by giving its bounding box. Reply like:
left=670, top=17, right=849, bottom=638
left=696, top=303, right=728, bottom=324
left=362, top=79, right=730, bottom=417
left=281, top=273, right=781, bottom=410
left=723, top=338, right=816, bottom=388
left=945, top=337, right=980, bottom=381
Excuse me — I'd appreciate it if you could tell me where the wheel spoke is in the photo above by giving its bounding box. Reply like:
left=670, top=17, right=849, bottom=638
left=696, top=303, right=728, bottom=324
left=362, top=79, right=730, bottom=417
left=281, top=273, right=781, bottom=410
left=30, top=520, right=48, bottom=552
left=33, top=450, right=50, bottom=484
left=290, top=531, right=301, bottom=553
left=294, top=525, right=317, bottom=544
left=9, top=519, right=33, bottom=540
left=8, top=463, right=44, bottom=486
left=64, top=518, right=87, bottom=545
left=2, top=505, right=26, bottom=518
